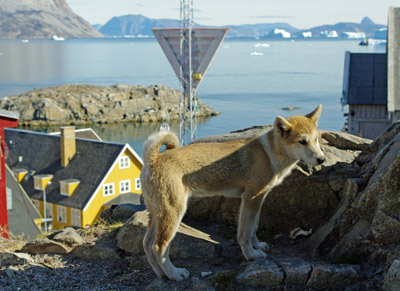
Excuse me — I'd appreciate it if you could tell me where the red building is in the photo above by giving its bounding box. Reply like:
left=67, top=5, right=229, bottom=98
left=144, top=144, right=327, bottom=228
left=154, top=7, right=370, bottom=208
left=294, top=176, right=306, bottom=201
left=0, top=109, right=19, bottom=238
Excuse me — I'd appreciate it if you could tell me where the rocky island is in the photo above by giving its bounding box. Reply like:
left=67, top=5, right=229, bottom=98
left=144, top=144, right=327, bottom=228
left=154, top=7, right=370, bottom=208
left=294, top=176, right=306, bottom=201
left=0, top=84, right=218, bottom=127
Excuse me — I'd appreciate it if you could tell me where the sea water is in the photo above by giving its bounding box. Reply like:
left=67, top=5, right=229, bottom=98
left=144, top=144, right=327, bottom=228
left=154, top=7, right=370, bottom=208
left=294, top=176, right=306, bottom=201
left=0, top=38, right=385, bottom=154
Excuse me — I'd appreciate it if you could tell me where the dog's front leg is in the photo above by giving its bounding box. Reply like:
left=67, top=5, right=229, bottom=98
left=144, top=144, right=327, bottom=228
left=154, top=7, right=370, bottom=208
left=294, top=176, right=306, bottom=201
left=237, top=194, right=267, bottom=260
left=251, top=207, right=269, bottom=252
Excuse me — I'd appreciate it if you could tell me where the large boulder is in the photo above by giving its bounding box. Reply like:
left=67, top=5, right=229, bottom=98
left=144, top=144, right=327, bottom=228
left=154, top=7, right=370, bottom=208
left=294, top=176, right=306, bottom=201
left=305, top=122, right=400, bottom=271
left=187, top=127, right=371, bottom=233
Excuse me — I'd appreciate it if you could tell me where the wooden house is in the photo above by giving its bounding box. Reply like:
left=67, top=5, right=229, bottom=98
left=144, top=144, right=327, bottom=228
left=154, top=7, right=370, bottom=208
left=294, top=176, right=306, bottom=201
left=4, top=127, right=143, bottom=231
left=341, top=7, right=400, bottom=140
left=341, top=52, right=390, bottom=139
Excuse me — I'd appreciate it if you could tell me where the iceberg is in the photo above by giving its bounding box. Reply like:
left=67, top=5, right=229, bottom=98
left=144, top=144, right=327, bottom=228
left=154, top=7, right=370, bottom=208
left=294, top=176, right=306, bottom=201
left=273, top=28, right=291, bottom=38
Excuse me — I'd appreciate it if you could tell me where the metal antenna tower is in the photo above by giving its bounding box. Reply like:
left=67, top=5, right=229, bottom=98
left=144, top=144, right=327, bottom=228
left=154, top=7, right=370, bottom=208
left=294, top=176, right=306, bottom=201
left=179, top=0, right=195, bottom=145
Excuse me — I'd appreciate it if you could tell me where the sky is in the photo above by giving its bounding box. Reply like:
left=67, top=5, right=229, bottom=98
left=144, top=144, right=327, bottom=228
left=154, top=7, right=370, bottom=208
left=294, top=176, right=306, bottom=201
left=67, top=0, right=399, bottom=29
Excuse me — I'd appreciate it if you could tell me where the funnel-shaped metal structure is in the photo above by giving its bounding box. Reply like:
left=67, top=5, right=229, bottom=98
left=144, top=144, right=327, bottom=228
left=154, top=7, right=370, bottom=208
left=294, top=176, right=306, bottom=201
left=153, top=26, right=229, bottom=144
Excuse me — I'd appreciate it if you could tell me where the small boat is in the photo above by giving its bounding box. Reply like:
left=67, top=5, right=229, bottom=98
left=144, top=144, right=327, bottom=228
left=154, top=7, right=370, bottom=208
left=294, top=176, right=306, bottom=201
left=359, top=38, right=386, bottom=46
left=51, top=35, right=65, bottom=41
left=21, top=39, right=29, bottom=43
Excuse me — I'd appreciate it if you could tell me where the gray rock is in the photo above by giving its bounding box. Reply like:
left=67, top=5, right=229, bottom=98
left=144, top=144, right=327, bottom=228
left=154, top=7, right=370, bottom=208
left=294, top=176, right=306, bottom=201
left=72, top=242, right=120, bottom=261
left=321, top=130, right=372, bottom=150
left=20, top=238, right=71, bottom=255
left=309, top=122, right=400, bottom=266
left=276, top=258, right=312, bottom=286
left=236, top=259, right=284, bottom=287
left=384, top=259, right=400, bottom=291
left=100, top=204, right=145, bottom=223
left=306, top=264, right=360, bottom=288
left=116, top=210, right=220, bottom=260
left=116, top=210, right=148, bottom=255
left=145, top=276, right=214, bottom=291
left=0, top=251, right=33, bottom=265
left=49, top=227, right=84, bottom=247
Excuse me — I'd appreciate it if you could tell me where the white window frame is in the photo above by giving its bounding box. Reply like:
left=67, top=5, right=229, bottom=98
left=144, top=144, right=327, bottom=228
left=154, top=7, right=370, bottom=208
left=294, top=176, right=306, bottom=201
left=135, top=178, right=141, bottom=190
left=103, top=183, right=115, bottom=196
left=119, top=180, right=131, bottom=194
left=60, top=182, right=68, bottom=196
left=57, top=205, right=67, bottom=224
left=119, top=156, right=130, bottom=169
left=70, top=208, right=81, bottom=227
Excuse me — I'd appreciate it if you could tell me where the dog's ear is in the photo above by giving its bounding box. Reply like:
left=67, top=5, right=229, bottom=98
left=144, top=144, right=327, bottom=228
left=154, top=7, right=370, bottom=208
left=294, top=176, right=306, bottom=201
left=274, top=116, right=292, bottom=137
left=305, top=104, right=322, bottom=126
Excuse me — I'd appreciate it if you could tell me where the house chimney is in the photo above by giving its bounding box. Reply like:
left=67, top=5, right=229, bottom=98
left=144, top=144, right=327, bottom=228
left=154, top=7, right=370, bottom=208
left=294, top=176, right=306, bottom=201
left=60, top=126, right=76, bottom=167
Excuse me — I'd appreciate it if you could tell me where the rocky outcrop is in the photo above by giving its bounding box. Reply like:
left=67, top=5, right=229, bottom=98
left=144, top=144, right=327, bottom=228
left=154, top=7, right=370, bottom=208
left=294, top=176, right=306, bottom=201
left=0, top=84, right=218, bottom=126
left=306, top=122, right=400, bottom=268
left=0, top=0, right=102, bottom=39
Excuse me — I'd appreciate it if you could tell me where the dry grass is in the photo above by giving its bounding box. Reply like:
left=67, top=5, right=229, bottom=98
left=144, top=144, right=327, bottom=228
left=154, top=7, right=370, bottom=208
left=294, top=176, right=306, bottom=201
left=79, top=218, right=124, bottom=241
left=0, top=225, right=27, bottom=252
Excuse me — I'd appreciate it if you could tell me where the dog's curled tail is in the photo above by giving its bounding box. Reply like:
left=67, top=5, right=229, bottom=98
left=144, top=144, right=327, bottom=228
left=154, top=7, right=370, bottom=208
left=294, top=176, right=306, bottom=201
left=142, top=130, right=179, bottom=166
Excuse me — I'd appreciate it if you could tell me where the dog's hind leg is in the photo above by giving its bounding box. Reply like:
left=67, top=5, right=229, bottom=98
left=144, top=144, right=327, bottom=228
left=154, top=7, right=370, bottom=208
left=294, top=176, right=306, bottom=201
left=237, top=194, right=267, bottom=260
left=152, top=194, right=190, bottom=281
left=143, top=209, right=165, bottom=278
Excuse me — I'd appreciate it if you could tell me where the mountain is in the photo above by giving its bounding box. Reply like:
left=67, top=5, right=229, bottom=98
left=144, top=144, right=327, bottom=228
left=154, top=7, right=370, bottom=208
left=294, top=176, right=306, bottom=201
left=99, top=14, right=298, bottom=38
left=98, top=14, right=385, bottom=39
left=224, top=23, right=298, bottom=38
left=0, top=0, right=103, bottom=39
left=296, top=17, right=386, bottom=38
left=99, top=14, right=182, bottom=37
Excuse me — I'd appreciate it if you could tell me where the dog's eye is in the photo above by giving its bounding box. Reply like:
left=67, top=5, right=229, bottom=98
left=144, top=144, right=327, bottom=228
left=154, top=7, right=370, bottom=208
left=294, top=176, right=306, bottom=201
left=299, top=140, right=307, bottom=145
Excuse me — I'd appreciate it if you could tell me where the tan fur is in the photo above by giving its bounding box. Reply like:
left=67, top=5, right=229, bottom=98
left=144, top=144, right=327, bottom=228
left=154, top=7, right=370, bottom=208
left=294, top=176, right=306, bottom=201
left=141, top=105, right=325, bottom=281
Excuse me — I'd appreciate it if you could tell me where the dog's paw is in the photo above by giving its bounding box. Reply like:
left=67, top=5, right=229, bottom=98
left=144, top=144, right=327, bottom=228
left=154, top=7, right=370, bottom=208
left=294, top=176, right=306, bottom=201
left=246, top=249, right=267, bottom=260
left=254, top=241, right=269, bottom=252
left=168, top=268, right=190, bottom=281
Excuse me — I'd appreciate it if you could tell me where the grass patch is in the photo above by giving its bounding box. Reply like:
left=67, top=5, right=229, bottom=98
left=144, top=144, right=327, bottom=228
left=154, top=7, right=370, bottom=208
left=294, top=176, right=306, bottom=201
left=79, top=218, right=124, bottom=240
left=0, top=226, right=26, bottom=252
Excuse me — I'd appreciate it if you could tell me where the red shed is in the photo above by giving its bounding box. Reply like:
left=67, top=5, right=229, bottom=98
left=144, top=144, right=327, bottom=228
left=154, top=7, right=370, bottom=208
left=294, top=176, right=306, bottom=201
left=0, top=109, right=19, bottom=238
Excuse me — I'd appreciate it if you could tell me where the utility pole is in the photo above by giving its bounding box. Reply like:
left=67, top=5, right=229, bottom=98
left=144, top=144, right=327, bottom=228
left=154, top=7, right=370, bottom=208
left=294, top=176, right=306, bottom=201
left=179, top=0, right=195, bottom=144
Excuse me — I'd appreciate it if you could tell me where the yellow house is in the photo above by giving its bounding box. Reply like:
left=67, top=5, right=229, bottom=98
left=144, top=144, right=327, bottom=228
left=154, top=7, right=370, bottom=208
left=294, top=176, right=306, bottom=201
left=5, top=127, right=143, bottom=231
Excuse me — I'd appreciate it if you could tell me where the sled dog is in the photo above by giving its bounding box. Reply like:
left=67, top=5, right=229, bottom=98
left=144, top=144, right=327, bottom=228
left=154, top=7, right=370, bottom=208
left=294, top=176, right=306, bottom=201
left=141, top=105, right=325, bottom=281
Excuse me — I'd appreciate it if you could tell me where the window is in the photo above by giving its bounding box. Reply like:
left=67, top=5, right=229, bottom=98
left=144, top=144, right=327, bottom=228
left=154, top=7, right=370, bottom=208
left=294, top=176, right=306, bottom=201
left=6, top=187, right=12, bottom=210
left=57, top=205, right=67, bottom=224
left=71, top=208, right=81, bottom=227
left=119, top=156, right=130, bottom=169
left=135, top=178, right=141, bottom=190
left=103, top=183, right=115, bottom=196
left=119, top=180, right=131, bottom=194
left=60, top=182, right=68, bottom=196
left=45, top=203, right=53, bottom=219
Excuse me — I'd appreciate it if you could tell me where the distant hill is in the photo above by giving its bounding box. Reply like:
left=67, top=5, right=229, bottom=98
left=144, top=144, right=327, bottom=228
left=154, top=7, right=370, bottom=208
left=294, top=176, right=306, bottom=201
left=98, top=14, right=298, bottom=38
left=99, top=14, right=182, bottom=37
left=98, top=14, right=385, bottom=39
left=0, top=0, right=103, bottom=39
left=295, top=17, right=386, bottom=38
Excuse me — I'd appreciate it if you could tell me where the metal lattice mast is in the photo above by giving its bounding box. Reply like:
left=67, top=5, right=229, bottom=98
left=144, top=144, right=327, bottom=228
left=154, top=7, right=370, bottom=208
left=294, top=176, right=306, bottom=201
left=179, top=0, right=195, bottom=145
